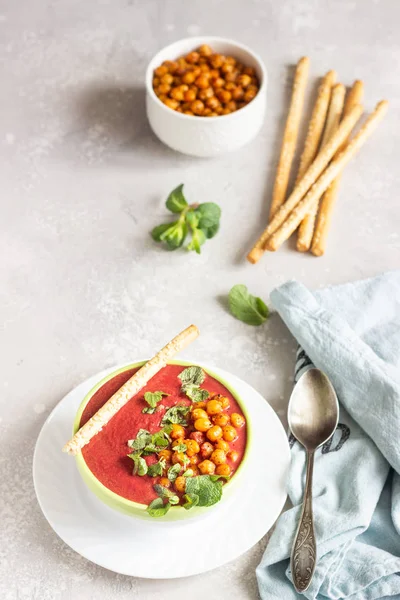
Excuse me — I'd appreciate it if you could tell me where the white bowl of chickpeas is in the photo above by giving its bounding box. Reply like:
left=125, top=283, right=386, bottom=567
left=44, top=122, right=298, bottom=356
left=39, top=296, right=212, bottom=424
left=146, top=37, right=267, bottom=157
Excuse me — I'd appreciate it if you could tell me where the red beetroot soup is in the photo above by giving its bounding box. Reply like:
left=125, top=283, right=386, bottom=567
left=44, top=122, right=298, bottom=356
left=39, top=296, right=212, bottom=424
left=80, top=364, right=247, bottom=505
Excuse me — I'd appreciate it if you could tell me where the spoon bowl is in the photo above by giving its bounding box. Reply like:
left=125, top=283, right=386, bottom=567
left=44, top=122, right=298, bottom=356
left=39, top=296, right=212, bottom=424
left=288, top=368, right=339, bottom=450
left=288, top=368, right=339, bottom=593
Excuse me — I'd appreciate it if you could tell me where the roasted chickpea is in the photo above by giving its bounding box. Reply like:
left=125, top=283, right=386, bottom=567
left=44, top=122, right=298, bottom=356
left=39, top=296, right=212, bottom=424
left=158, top=449, right=172, bottom=462
left=169, top=87, right=185, bottom=101
left=194, top=400, right=207, bottom=409
left=199, top=63, right=210, bottom=72
left=191, top=465, right=200, bottom=476
left=203, top=108, right=212, bottom=116
left=200, top=442, right=214, bottom=458
left=216, top=464, right=231, bottom=477
left=211, top=449, right=227, bottom=465
left=224, top=81, right=236, bottom=91
left=221, top=63, right=235, bottom=75
left=198, top=459, right=216, bottom=475
left=212, top=77, right=225, bottom=89
left=182, top=71, right=196, bottom=85
left=231, top=413, right=245, bottom=428
left=206, top=111, right=218, bottom=117
left=244, top=88, right=257, bottom=102
left=228, top=450, right=239, bottom=463
left=157, top=83, right=171, bottom=95
left=198, top=56, right=208, bottom=65
left=191, top=66, right=202, bottom=78
left=173, top=75, right=182, bottom=86
left=172, top=438, right=185, bottom=449
left=198, top=87, right=214, bottom=101
left=186, top=51, right=200, bottom=64
left=237, top=74, right=252, bottom=88
left=190, top=431, right=205, bottom=445
left=159, top=477, right=171, bottom=488
left=171, top=423, right=185, bottom=439
left=163, top=97, right=179, bottom=110
left=206, top=399, right=223, bottom=415
left=192, top=408, right=209, bottom=421
left=219, top=396, right=230, bottom=409
left=209, top=68, right=220, bottom=80
left=210, top=53, right=225, bottom=68
left=216, top=89, right=232, bottom=104
left=172, top=451, right=188, bottom=465
left=190, top=454, right=200, bottom=466
left=206, top=96, right=220, bottom=110
left=195, top=74, right=210, bottom=89
left=232, top=86, right=244, bottom=101
left=225, top=55, right=236, bottom=66
left=185, top=439, right=200, bottom=457
left=194, top=417, right=212, bottom=432
left=155, top=65, right=168, bottom=77
left=222, top=425, right=237, bottom=442
left=183, top=110, right=194, bottom=115
left=226, top=100, right=237, bottom=112
left=212, top=413, right=230, bottom=427
left=221, top=108, right=231, bottom=115
left=215, top=105, right=224, bottom=114
left=153, top=77, right=160, bottom=87
left=181, top=102, right=191, bottom=111
left=157, top=94, right=167, bottom=103
left=207, top=425, right=223, bottom=442
left=243, top=66, right=256, bottom=77
left=162, top=60, right=178, bottom=73
left=190, top=100, right=205, bottom=115
left=161, top=73, right=174, bottom=85
left=198, top=44, right=213, bottom=57
left=215, top=439, right=230, bottom=452
left=174, top=476, right=187, bottom=493
left=183, top=90, right=196, bottom=103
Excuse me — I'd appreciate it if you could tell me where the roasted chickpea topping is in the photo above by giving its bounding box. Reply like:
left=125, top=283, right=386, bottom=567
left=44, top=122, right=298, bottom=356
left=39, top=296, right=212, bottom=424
left=211, top=449, right=227, bottom=465
left=231, top=413, right=245, bottom=428
left=198, top=459, right=216, bottom=475
left=212, top=413, right=230, bottom=427
left=194, top=417, right=212, bottom=432
left=206, top=399, right=223, bottom=415
left=185, top=439, right=200, bottom=456
left=159, top=449, right=172, bottom=462
left=174, top=476, right=187, bottom=493
left=206, top=425, right=223, bottom=442
left=170, top=423, right=185, bottom=439
left=228, top=450, right=239, bottom=463
left=192, top=407, right=209, bottom=420
left=215, top=439, right=230, bottom=452
left=159, top=477, right=171, bottom=488
left=172, top=451, right=188, bottom=465
left=216, top=464, right=231, bottom=477
left=222, top=425, right=238, bottom=442
left=153, top=44, right=259, bottom=116
left=201, top=441, right=214, bottom=458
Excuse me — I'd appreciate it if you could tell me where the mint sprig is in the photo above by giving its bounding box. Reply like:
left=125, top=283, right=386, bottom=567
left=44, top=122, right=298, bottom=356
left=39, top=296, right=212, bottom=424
left=151, top=184, right=221, bottom=254
left=228, top=284, right=269, bottom=326
left=142, top=390, right=169, bottom=414
left=178, top=366, right=210, bottom=403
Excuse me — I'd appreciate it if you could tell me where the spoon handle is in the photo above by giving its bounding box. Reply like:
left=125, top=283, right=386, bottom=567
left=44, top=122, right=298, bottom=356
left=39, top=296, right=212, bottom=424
left=291, top=450, right=316, bottom=593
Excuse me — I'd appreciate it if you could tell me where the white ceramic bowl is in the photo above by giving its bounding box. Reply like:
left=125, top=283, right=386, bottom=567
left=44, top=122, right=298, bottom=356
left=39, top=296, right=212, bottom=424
left=145, top=36, right=267, bottom=157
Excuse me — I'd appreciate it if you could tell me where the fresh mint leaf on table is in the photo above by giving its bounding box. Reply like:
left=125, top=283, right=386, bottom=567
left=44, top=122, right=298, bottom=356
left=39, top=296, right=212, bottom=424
left=161, top=404, right=190, bottom=426
left=228, top=284, right=269, bottom=326
left=142, top=390, right=169, bottom=414
left=151, top=184, right=221, bottom=253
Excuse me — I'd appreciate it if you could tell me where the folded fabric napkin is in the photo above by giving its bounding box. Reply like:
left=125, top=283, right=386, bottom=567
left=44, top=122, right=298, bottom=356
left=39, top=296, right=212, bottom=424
left=257, top=270, right=400, bottom=600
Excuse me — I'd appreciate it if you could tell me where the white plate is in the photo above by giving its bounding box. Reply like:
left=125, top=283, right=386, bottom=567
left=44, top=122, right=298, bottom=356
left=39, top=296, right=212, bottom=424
left=33, top=362, right=290, bottom=578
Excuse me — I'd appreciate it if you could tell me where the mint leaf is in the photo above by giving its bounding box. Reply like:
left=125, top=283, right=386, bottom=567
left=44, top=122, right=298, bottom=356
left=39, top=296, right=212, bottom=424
left=183, top=469, right=194, bottom=477
left=161, top=404, right=190, bottom=426
left=185, top=475, right=223, bottom=506
left=187, top=227, right=206, bottom=254
left=173, top=443, right=187, bottom=453
left=186, top=209, right=200, bottom=229
left=183, top=493, right=200, bottom=510
left=184, top=385, right=210, bottom=403
left=194, top=203, right=221, bottom=239
left=169, top=495, right=180, bottom=505
left=147, top=457, right=167, bottom=477
left=167, top=463, right=182, bottom=482
left=147, top=498, right=171, bottom=517
left=151, top=223, right=173, bottom=242
left=228, top=284, right=269, bottom=326
left=166, top=184, right=188, bottom=213
left=142, top=390, right=169, bottom=414
left=159, top=220, right=188, bottom=250
left=154, top=483, right=180, bottom=504
left=127, top=429, right=152, bottom=451
left=178, top=366, right=205, bottom=387
left=128, top=453, right=148, bottom=476
left=152, top=430, right=170, bottom=447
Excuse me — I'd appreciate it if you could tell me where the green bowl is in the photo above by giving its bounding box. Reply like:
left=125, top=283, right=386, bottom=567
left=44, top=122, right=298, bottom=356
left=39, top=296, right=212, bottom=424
left=74, top=360, right=251, bottom=521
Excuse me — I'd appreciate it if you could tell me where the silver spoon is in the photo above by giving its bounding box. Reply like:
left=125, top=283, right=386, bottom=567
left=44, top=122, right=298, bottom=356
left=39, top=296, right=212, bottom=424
left=288, top=368, right=339, bottom=593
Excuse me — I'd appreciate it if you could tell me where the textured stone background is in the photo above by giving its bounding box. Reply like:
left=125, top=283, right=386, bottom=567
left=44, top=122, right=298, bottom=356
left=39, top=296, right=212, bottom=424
left=1, top=0, right=399, bottom=598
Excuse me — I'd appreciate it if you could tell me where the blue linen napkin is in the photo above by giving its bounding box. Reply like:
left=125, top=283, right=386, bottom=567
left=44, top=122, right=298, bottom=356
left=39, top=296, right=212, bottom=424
left=257, top=271, right=400, bottom=599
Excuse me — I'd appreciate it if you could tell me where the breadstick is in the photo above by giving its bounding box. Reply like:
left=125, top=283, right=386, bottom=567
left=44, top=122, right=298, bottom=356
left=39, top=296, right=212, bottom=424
left=62, top=325, right=199, bottom=455
left=247, top=103, right=363, bottom=263
left=297, top=81, right=344, bottom=251
left=268, top=57, right=310, bottom=220
left=264, top=100, right=388, bottom=251
left=311, top=80, right=364, bottom=256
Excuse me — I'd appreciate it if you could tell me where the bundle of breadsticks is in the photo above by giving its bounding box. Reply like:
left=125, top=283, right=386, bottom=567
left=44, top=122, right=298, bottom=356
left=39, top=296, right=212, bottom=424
left=247, top=57, right=388, bottom=263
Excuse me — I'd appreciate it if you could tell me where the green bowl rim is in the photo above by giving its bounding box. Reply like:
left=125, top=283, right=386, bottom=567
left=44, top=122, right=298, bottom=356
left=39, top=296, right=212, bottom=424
left=73, top=359, right=252, bottom=513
